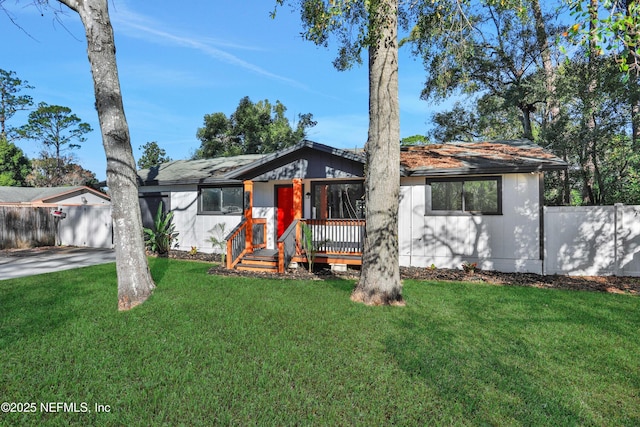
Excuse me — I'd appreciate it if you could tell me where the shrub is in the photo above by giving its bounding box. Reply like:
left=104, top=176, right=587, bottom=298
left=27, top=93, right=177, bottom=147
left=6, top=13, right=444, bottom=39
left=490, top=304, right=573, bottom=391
left=144, top=202, right=179, bottom=255
left=209, top=223, right=227, bottom=265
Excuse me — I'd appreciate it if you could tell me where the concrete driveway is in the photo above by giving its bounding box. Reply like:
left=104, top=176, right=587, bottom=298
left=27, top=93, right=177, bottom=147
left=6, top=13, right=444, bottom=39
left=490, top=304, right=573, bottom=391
left=0, top=247, right=116, bottom=281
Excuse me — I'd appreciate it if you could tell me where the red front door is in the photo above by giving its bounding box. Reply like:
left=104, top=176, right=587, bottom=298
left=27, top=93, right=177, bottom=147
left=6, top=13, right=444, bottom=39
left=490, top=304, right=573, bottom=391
left=277, top=186, right=295, bottom=238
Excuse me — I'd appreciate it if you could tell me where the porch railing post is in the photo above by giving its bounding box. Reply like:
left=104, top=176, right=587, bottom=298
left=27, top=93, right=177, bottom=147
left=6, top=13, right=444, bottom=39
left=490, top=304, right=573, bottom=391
left=244, top=180, right=253, bottom=254
left=293, top=178, right=303, bottom=248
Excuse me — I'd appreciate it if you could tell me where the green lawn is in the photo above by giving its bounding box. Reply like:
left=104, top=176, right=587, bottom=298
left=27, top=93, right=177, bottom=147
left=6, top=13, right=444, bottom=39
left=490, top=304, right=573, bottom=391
left=1, top=258, right=639, bottom=426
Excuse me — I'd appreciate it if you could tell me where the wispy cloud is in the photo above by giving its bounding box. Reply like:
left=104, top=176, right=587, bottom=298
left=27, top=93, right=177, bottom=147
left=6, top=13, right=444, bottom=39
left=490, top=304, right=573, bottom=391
left=110, top=4, right=309, bottom=90
left=308, top=114, right=369, bottom=149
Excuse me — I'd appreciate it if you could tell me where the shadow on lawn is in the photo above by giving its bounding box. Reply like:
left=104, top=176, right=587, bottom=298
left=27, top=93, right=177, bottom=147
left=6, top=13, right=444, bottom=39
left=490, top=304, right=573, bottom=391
left=382, top=291, right=589, bottom=424
left=322, top=276, right=356, bottom=295
left=0, top=274, right=93, bottom=348
left=149, top=256, right=171, bottom=283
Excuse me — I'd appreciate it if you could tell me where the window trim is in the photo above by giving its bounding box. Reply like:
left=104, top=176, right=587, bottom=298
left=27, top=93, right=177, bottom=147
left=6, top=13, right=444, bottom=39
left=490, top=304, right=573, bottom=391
left=426, top=176, right=502, bottom=215
left=310, top=179, right=365, bottom=220
left=197, top=185, right=244, bottom=215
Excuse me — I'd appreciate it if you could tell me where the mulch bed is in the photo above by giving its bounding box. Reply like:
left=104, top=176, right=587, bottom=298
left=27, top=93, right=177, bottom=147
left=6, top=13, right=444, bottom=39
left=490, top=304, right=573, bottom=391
left=6, top=247, right=637, bottom=296
left=163, top=251, right=640, bottom=296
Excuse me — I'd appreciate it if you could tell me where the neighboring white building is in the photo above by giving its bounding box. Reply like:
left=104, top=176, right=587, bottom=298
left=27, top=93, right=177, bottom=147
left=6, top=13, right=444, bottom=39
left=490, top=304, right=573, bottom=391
left=0, top=186, right=112, bottom=249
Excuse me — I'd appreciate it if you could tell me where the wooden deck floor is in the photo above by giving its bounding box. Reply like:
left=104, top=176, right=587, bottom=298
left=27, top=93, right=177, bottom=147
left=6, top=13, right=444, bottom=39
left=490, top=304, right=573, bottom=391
left=294, top=252, right=362, bottom=266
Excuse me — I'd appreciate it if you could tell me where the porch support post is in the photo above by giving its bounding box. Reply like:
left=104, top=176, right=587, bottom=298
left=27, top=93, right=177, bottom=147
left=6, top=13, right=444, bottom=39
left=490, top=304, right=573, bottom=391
left=293, top=178, right=303, bottom=248
left=293, top=178, right=303, bottom=220
left=244, top=180, right=253, bottom=254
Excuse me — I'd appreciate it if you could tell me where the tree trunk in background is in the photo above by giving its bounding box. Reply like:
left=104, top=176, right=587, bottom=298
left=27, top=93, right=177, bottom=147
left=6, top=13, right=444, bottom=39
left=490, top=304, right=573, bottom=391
left=519, top=103, right=534, bottom=140
left=531, top=0, right=558, bottom=125
left=351, top=0, right=404, bottom=306
left=581, top=0, right=599, bottom=205
left=58, top=0, right=155, bottom=310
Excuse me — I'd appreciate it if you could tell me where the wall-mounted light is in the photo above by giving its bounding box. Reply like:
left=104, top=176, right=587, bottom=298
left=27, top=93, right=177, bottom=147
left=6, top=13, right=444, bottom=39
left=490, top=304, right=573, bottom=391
left=305, top=192, right=311, bottom=200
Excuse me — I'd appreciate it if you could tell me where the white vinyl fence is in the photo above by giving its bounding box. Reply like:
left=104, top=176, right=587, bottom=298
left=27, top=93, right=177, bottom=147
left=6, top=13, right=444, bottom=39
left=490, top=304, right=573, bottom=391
left=58, top=205, right=113, bottom=249
left=544, top=204, right=640, bottom=276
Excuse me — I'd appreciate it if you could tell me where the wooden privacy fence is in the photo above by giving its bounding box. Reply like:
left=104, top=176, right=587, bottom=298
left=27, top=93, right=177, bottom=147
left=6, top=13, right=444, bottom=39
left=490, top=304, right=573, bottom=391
left=0, top=206, right=56, bottom=249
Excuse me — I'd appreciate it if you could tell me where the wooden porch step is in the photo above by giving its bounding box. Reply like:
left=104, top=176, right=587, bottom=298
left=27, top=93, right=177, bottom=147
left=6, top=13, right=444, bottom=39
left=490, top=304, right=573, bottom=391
left=236, top=265, right=278, bottom=273
left=234, top=249, right=279, bottom=273
left=239, top=258, right=278, bottom=267
left=236, top=261, right=278, bottom=273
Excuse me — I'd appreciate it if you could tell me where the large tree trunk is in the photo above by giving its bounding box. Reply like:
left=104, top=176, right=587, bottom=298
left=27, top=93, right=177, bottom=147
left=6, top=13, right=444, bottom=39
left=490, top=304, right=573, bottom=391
left=58, top=0, right=155, bottom=310
left=351, top=0, right=404, bottom=306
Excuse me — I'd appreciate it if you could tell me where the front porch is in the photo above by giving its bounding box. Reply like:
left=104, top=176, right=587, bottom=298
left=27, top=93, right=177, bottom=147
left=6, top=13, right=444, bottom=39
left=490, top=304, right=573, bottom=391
left=226, top=217, right=365, bottom=273
left=223, top=177, right=364, bottom=273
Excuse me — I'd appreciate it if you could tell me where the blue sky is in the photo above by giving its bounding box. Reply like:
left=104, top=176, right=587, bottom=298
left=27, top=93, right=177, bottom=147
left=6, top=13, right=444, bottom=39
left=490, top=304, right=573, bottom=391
left=2, top=0, right=437, bottom=181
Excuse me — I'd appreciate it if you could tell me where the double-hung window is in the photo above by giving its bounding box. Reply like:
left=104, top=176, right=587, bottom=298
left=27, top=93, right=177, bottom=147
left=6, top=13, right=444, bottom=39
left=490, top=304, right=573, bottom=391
left=199, top=186, right=243, bottom=215
left=427, top=177, right=502, bottom=215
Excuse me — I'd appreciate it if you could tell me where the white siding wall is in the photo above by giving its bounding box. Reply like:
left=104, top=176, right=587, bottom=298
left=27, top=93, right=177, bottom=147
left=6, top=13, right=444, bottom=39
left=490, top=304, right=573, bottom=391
left=253, top=181, right=276, bottom=250
left=168, top=186, right=242, bottom=254
left=156, top=182, right=297, bottom=254
left=399, top=174, right=543, bottom=273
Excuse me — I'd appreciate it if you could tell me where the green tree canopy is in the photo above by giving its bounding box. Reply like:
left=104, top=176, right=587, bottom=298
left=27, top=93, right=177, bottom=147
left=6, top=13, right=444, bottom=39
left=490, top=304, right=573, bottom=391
left=567, top=0, right=640, bottom=74
left=0, top=68, right=33, bottom=140
left=193, top=96, right=316, bottom=158
left=137, top=141, right=172, bottom=169
left=400, top=134, right=430, bottom=146
left=17, top=102, right=92, bottom=182
left=407, top=0, right=563, bottom=140
left=0, top=136, right=31, bottom=186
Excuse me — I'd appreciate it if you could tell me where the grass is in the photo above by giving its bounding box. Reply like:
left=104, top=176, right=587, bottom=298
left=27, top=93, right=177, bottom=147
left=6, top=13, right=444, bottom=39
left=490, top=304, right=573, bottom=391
left=0, top=258, right=639, bottom=426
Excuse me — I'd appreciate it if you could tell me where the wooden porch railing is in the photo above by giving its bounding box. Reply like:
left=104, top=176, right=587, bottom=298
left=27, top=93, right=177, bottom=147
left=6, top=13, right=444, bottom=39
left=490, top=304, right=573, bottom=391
left=277, top=219, right=299, bottom=273
left=225, top=217, right=268, bottom=269
left=252, top=218, right=267, bottom=249
left=225, top=219, right=248, bottom=269
left=300, top=219, right=365, bottom=254
left=229, top=217, right=364, bottom=272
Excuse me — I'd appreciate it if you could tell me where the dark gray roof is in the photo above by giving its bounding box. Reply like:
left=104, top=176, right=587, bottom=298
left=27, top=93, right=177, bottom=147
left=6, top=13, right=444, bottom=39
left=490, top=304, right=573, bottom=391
left=226, top=140, right=366, bottom=179
left=137, top=155, right=266, bottom=185
left=0, top=186, right=89, bottom=203
left=137, top=139, right=567, bottom=185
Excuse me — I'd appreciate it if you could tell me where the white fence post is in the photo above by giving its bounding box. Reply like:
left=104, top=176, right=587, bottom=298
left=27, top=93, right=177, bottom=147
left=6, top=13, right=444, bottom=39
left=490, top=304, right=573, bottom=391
left=614, top=203, right=622, bottom=276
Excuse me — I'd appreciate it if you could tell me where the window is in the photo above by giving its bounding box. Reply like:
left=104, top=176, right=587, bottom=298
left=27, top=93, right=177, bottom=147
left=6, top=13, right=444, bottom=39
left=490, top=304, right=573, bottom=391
left=312, top=181, right=365, bottom=219
left=199, top=186, right=243, bottom=214
left=427, top=177, right=501, bottom=214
